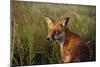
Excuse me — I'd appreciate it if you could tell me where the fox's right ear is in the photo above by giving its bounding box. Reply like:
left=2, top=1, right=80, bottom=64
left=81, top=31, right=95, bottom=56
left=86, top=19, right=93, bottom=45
left=62, top=17, right=70, bottom=27
left=44, top=15, right=54, bottom=24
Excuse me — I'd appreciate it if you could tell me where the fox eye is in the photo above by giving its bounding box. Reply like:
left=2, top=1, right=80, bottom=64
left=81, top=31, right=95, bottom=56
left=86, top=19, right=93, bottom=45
left=54, top=31, right=56, bottom=34
left=54, top=30, right=61, bottom=35
left=60, top=24, right=63, bottom=27
left=57, top=31, right=60, bottom=33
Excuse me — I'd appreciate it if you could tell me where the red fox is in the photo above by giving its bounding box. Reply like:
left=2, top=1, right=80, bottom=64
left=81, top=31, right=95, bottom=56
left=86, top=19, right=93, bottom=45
left=44, top=15, right=90, bottom=63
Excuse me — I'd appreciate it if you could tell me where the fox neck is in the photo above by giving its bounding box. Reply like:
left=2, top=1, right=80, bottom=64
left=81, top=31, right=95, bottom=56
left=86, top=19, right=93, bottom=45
left=58, top=28, right=71, bottom=47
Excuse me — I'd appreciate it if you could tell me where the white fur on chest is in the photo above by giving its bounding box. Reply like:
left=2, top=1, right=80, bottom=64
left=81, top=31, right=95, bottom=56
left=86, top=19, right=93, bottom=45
left=54, top=32, right=65, bottom=42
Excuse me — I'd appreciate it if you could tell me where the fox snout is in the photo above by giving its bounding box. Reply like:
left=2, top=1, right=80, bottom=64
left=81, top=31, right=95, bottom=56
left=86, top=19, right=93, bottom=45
left=46, top=34, right=54, bottom=42
left=46, top=37, right=50, bottom=41
left=46, top=37, right=53, bottom=42
left=47, top=37, right=51, bottom=41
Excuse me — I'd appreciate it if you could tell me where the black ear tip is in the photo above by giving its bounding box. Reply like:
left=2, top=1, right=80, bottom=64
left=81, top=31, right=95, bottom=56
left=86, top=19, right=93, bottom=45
left=64, top=17, right=70, bottom=20
left=43, top=15, right=47, bottom=17
left=67, top=17, right=70, bottom=19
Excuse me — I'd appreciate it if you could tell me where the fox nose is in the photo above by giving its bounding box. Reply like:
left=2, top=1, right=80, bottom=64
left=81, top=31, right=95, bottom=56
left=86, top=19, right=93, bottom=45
left=47, top=37, right=50, bottom=41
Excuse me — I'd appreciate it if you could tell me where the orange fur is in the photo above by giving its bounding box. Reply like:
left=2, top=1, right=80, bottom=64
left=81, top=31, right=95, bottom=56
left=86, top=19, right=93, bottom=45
left=44, top=16, right=90, bottom=63
left=61, top=29, right=90, bottom=62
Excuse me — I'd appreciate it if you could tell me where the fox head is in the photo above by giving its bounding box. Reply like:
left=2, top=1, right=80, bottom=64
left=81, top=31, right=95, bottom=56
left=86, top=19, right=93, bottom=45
left=44, top=15, right=70, bottom=42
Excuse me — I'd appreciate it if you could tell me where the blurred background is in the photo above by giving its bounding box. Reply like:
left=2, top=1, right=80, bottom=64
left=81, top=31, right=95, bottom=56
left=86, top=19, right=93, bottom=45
left=11, top=1, right=96, bottom=66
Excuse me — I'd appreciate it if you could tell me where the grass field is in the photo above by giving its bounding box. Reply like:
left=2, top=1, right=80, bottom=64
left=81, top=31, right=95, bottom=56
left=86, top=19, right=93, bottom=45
left=11, top=1, right=96, bottom=66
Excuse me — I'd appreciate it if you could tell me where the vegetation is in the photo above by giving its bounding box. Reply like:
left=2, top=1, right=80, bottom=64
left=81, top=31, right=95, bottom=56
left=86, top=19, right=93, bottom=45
left=11, top=1, right=96, bottom=66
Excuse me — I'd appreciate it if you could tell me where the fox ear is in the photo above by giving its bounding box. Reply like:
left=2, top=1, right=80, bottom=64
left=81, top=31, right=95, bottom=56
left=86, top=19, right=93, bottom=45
left=44, top=15, right=54, bottom=24
left=62, top=17, right=70, bottom=27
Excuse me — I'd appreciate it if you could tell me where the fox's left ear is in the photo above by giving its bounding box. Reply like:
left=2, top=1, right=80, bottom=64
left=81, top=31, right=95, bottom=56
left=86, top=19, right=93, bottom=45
left=62, top=17, right=70, bottom=27
left=43, top=15, right=54, bottom=25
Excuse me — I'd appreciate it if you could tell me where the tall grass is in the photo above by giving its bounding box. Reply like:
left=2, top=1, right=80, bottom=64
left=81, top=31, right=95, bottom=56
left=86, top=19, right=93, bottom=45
left=11, top=1, right=96, bottom=66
